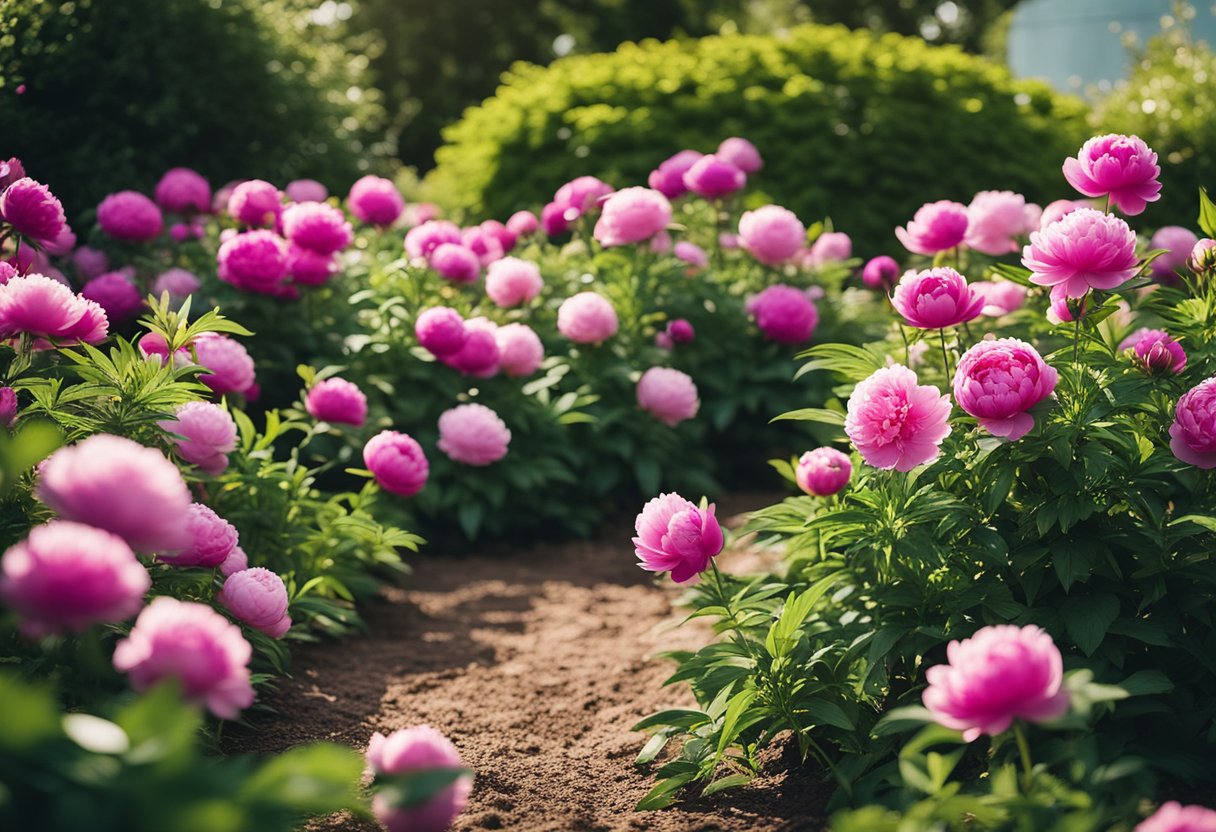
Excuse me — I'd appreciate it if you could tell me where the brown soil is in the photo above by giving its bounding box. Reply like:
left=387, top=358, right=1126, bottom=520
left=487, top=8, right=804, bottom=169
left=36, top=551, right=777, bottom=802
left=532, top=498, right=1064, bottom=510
left=226, top=494, right=832, bottom=831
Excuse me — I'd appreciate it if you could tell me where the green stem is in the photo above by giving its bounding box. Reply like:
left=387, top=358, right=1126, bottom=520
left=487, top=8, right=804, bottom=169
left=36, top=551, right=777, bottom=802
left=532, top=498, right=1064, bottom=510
left=899, top=324, right=910, bottom=366
left=938, top=328, right=952, bottom=385
left=1013, top=722, right=1034, bottom=793
left=1071, top=290, right=1087, bottom=366
left=709, top=560, right=758, bottom=666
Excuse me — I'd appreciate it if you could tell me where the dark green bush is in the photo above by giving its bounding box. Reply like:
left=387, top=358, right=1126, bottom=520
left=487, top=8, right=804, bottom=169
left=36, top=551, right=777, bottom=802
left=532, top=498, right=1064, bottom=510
left=427, top=24, right=1089, bottom=254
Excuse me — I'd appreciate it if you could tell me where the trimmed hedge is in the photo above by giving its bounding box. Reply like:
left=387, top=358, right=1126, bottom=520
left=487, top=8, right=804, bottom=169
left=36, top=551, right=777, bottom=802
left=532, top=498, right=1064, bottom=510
left=428, top=24, right=1090, bottom=253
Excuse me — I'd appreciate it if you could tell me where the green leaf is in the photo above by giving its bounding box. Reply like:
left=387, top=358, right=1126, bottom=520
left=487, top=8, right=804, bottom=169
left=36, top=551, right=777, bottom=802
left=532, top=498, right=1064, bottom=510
left=242, top=743, right=365, bottom=814
left=871, top=705, right=935, bottom=737
left=1199, top=187, right=1216, bottom=238
left=0, top=673, right=62, bottom=750
left=1062, top=593, right=1120, bottom=656
left=770, top=408, right=845, bottom=426
left=632, top=709, right=708, bottom=731
left=716, top=688, right=759, bottom=756
left=1116, top=670, right=1173, bottom=697
left=374, top=767, right=472, bottom=810
left=635, top=772, right=697, bottom=810
left=635, top=732, right=670, bottom=765
left=701, top=773, right=753, bottom=796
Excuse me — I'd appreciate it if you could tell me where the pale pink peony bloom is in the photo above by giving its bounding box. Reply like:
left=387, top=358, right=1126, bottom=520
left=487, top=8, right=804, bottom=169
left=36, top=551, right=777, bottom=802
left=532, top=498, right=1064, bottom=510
left=429, top=243, right=480, bottom=283
left=159, top=401, right=238, bottom=475
left=558, top=292, right=618, bottom=343
left=42, top=224, right=76, bottom=256
left=73, top=246, right=109, bottom=280
left=159, top=503, right=238, bottom=568
left=683, top=155, right=746, bottom=200
left=965, top=190, right=1032, bottom=255
left=1135, top=802, right=1216, bottom=832
left=674, top=241, right=709, bottom=272
left=0, top=274, right=99, bottom=340
left=895, top=200, right=969, bottom=256
left=113, top=597, right=254, bottom=719
left=0, top=521, right=150, bottom=637
left=443, top=318, right=500, bottom=377
left=218, top=567, right=292, bottom=638
left=192, top=332, right=256, bottom=396
left=367, top=726, right=473, bottom=832
left=155, top=168, right=211, bottom=214
left=636, top=367, right=699, bottom=427
left=227, top=180, right=282, bottom=227
left=1169, top=377, right=1216, bottom=469
left=795, top=447, right=852, bottom=497
left=738, top=205, right=805, bottom=266
left=1, top=177, right=66, bottom=242
left=1120, top=328, right=1186, bottom=375
left=0, top=386, right=16, bottom=428
left=37, top=434, right=192, bottom=552
left=648, top=150, right=703, bottom=199
left=970, top=280, right=1027, bottom=317
left=632, top=493, right=723, bottom=583
left=437, top=403, right=511, bottom=466
left=0, top=158, right=25, bottom=190
left=495, top=323, right=544, bottom=378
left=747, top=284, right=818, bottom=345
left=1039, top=198, right=1090, bottom=230
left=593, top=187, right=672, bottom=247
left=97, top=191, right=164, bottom=242
left=667, top=319, right=695, bottom=344
left=81, top=272, right=143, bottom=324
left=485, top=257, right=543, bottom=307
left=286, top=244, right=339, bottom=286
left=281, top=201, right=353, bottom=255
left=506, top=210, right=539, bottom=237
left=364, top=430, right=429, bottom=497
left=218, top=545, right=249, bottom=578
left=1022, top=202, right=1043, bottom=232
left=717, top=137, right=763, bottom=173
left=845, top=365, right=952, bottom=471
left=553, top=176, right=613, bottom=222
left=405, top=220, right=462, bottom=261
left=891, top=267, right=983, bottom=330
left=415, top=307, right=467, bottom=357
left=861, top=256, right=900, bottom=290
left=1190, top=239, right=1216, bottom=275
left=217, top=229, right=289, bottom=293
left=953, top=338, right=1057, bottom=440
left=152, top=268, right=201, bottom=304
left=461, top=225, right=505, bottom=266
left=479, top=219, right=518, bottom=253
left=285, top=178, right=328, bottom=203
left=805, top=231, right=852, bottom=267
left=1148, top=226, right=1199, bottom=284
left=1063, top=133, right=1161, bottom=215
left=306, top=377, right=368, bottom=426
left=923, top=624, right=1069, bottom=742
left=348, top=175, right=404, bottom=226
left=1022, top=208, right=1139, bottom=299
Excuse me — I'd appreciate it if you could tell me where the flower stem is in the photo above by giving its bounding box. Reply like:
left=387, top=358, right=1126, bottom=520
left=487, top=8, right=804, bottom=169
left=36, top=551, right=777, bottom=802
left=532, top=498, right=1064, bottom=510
left=709, top=560, right=758, bottom=666
left=1013, top=722, right=1034, bottom=793
left=1071, top=291, right=1087, bottom=366
left=938, top=328, right=952, bottom=385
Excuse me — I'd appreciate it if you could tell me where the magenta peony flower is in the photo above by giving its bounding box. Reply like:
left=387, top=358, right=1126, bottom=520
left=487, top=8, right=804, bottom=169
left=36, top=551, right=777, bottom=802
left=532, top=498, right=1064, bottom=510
left=159, top=401, right=238, bottom=475
left=42, top=224, right=76, bottom=257
left=218, top=545, right=248, bottom=578
left=428, top=243, right=480, bottom=283
left=806, top=231, right=852, bottom=267
left=72, top=246, right=109, bottom=280
left=443, top=319, right=500, bottom=377
left=479, top=219, right=518, bottom=254
left=632, top=493, right=723, bottom=583
left=558, top=292, right=618, bottom=344
left=845, top=365, right=952, bottom=471
left=748, top=284, right=818, bottom=345
left=113, top=597, right=254, bottom=719
left=1148, top=226, right=1200, bottom=283
left=37, top=434, right=191, bottom=552
left=891, top=267, right=984, bottom=330
left=953, top=338, right=1057, bottom=440
left=217, top=230, right=289, bottom=293
left=495, top=322, right=544, bottom=378
left=965, top=190, right=1032, bottom=255
left=97, top=191, right=164, bottom=242
left=404, top=220, right=461, bottom=261
left=1, top=177, right=66, bottom=242
left=0, top=521, right=150, bottom=637
left=648, top=150, right=703, bottom=199
left=540, top=201, right=571, bottom=236
left=0, top=386, right=16, bottom=428
left=593, top=187, right=672, bottom=247
left=364, top=430, right=429, bottom=497
left=1120, top=328, right=1186, bottom=375
left=0, top=158, right=26, bottom=190
left=1135, top=802, right=1216, bottom=832
left=795, top=447, right=852, bottom=497
left=1039, top=198, right=1090, bottom=230
left=81, top=272, right=143, bottom=324
left=485, top=257, right=543, bottom=307
left=506, top=209, right=539, bottom=237
left=159, top=503, right=238, bottom=568
left=460, top=226, right=505, bottom=266
left=415, top=306, right=466, bottom=357
left=218, top=567, right=292, bottom=638
left=923, top=624, right=1069, bottom=741
left=285, top=178, right=328, bottom=203
left=367, top=726, right=473, bottom=832
left=281, top=201, right=353, bottom=255
left=738, top=205, right=805, bottom=266
left=0, top=274, right=96, bottom=340
left=896, top=200, right=969, bottom=256
left=717, top=137, right=763, bottom=173
left=0, top=262, right=15, bottom=287
left=193, top=332, right=257, bottom=396
left=861, top=256, right=900, bottom=290
left=970, top=280, right=1027, bottom=317
left=683, top=155, right=746, bottom=200
left=286, top=244, right=339, bottom=286
left=674, top=241, right=709, bottom=272
left=154, top=167, right=211, bottom=214
left=151, top=268, right=201, bottom=305
left=1190, top=239, right=1216, bottom=275
left=668, top=319, right=695, bottom=344
left=1063, top=133, right=1161, bottom=215
left=637, top=367, right=699, bottom=427
left=1022, top=208, right=1138, bottom=299
left=437, top=403, right=511, bottom=466
left=1170, top=377, right=1216, bottom=469
left=553, top=175, right=613, bottom=222
left=348, top=175, right=405, bottom=226
left=306, top=377, right=368, bottom=426
left=227, top=180, right=282, bottom=227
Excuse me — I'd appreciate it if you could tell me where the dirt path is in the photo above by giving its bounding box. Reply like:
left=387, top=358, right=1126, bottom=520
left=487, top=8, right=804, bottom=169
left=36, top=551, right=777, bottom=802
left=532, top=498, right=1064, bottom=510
left=227, top=495, right=830, bottom=831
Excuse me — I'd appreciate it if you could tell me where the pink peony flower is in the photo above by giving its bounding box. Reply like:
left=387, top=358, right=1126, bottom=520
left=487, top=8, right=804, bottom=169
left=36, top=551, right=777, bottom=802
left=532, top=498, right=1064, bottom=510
left=443, top=320, right=500, bottom=377
left=281, top=201, right=353, bottom=255
left=42, top=224, right=76, bottom=256
left=155, top=167, right=211, bottom=214
left=861, top=256, right=900, bottom=290
left=674, top=241, right=709, bottom=272
left=636, top=367, right=700, bottom=427
left=1, top=177, right=66, bottom=242
left=364, top=430, right=429, bottom=497
left=437, top=403, right=511, bottom=466
left=286, top=244, right=339, bottom=286
left=891, top=267, right=984, bottom=329
left=348, top=175, right=405, bottom=226
left=460, top=226, right=504, bottom=266
left=747, top=284, right=818, bottom=345
left=953, top=338, right=1057, bottom=440
left=655, top=332, right=674, bottom=351
left=1046, top=287, right=1087, bottom=325
left=285, top=178, right=328, bottom=203
left=415, top=307, right=467, bottom=357
left=193, top=332, right=257, bottom=396
left=0, top=262, right=15, bottom=286
left=795, top=447, right=852, bottom=497
left=970, top=280, right=1027, bottom=317
left=682, top=155, right=746, bottom=200
left=1063, top=133, right=1162, bottom=215
left=668, top=319, right=695, bottom=344
left=1120, top=328, right=1186, bottom=375
left=923, top=624, right=1069, bottom=742
left=965, top=190, right=1032, bottom=255
left=0, top=386, right=16, bottom=428
left=632, top=493, right=723, bottom=583
left=540, top=201, right=570, bottom=236
left=1135, top=802, right=1216, bottom=832
left=506, top=210, right=539, bottom=237
left=152, top=268, right=201, bottom=304
left=218, top=545, right=249, bottom=578
left=159, top=503, right=238, bottom=568
left=1148, top=226, right=1200, bottom=283
left=558, top=292, right=618, bottom=344
left=227, top=180, right=282, bottom=227
left=1190, top=239, right=1216, bottom=275
left=37, top=434, right=191, bottom=552
left=738, top=205, right=805, bottom=266
left=593, top=187, right=672, bottom=247
left=1022, top=208, right=1139, bottom=299
left=845, top=365, right=952, bottom=471
left=485, top=257, right=543, bottom=307
left=479, top=219, right=518, bottom=254
left=1039, top=199, right=1090, bottom=230
left=895, top=200, right=969, bottom=256
left=405, top=220, right=462, bottom=261
left=805, top=231, right=852, bottom=267
left=113, top=597, right=254, bottom=719
left=81, top=272, right=143, bottom=324
left=552, top=176, right=613, bottom=224
left=367, top=727, right=473, bottom=832
left=648, top=150, right=703, bottom=199
left=405, top=203, right=440, bottom=226
left=1170, top=377, right=1216, bottom=469
left=218, top=567, right=292, bottom=638
left=217, top=230, right=289, bottom=293
left=495, top=322, right=544, bottom=377
left=717, top=137, right=763, bottom=173
left=0, top=521, right=150, bottom=637
left=0, top=158, right=25, bottom=190
left=97, top=191, right=164, bottom=242
left=306, top=377, right=368, bottom=426
left=429, top=243, right=480, bottom=283
left=159, top=401, right=238, bottom=475
left=73, top=246, right=109, bottom=280
left=0, top=273, right=96, bottom=340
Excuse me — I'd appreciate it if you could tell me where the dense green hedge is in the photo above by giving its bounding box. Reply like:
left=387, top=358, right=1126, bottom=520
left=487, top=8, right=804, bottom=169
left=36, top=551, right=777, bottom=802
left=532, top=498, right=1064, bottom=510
left=428, top=24, right=1089, bottom=253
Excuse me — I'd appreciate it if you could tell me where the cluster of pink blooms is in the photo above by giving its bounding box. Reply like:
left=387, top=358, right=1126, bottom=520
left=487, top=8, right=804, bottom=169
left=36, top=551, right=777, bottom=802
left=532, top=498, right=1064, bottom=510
left=366, top=726, right=473, bottom=832
left=632, top=492, right=724, bottom=583
left=416, top=307, right=544, bottom=379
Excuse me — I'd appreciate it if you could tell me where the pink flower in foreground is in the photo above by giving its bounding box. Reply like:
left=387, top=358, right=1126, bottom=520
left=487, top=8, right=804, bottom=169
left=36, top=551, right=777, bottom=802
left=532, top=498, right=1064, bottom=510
left=218, top=567, right=292, bottom=638
left=895, top=200, right=969, bottom=256
left=155, top=167, right=211, bottom=214
left=637, top=367, right=700, bottom=427
left=1170, top=377, right=1216, bottom=469
left=159, top=503, right=238, bottom=568
left=97, top=191, right=165, bottom=242
left=193, top=332, right=256, bottom=396
left=954, top=338, right=1057, bottom=441
left=648, top=150, right=703, bottom=199
left=558, top=292, right=618, bottom=344
left=506, top=210, right=539, bottom=237
left=152, top=268, right=201, bottom=305
left=0, top=274, right=95, bottom=340
left=1022, top=208, right=1138, bottom=299
left=1063, top=133, right=1161, bottom=215
left=495, top=323, right=544, bottom=378
left=415, top=307, right=466, bottom=357
left=1120, top=328, right=1186, bottom=375
left=683, top=155, right=746, bottom=200
left=1, top=177, right=66, bottom=242
left=747, top=284, right=818, bottom=345
left=805, top=231, right=852, bottom=267
left=228, top=180, right=282, bottom=227
left=923, top=624, right=1069, bottom=742
left=485, top=257, right=543, bottom=307
left=632, top=493, right=723, bottom=584
left=367, top=727, right=472, bottom=832
left=1148, top=226, right=1199, bottom=284
left=965, top=190, right=1032, bottom=255
left=674, top=241, right=708, bottom=272
left=970, top=280, right=1027, bottom=317
left=81, top=272, right=143, bottom=324
left=862, top=256, right=900, bottom=290
left=795, top=448, right=852, bottom=497
left=738, top=205, right=805, bottom=266
left=891, top=267, right=984, bottom=330
left=0, top=521, right=150, bottom=637
left=285, top=179, right=328, bottom=203
left=845, top=365, right=952, bottom=471
left=281, top=201, right=353, bottom=255
left=1135, top=802, right=1216, bottom=832
left=429, top=243, right=480, bottom=283
left=113, top=597, right=254, bottom=719
left=306, top=377, right=368, bottom=426
left=717, top=137, right=763, bottom=173
left=348, top=175, right=405, bottom=226
left=594, top=187, right=672, bottom=247
left=159, top=401, right=238, bottom=475
left=217, top=230, right=289, bottom=294
left=437, top=403, right=511, bottom=466
left=365, top=431, right=429, bottom=496
left=37, top=434, right=191, bottom=552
